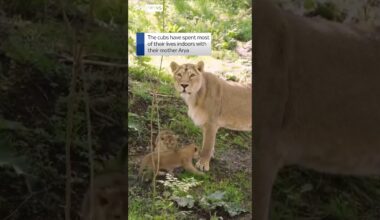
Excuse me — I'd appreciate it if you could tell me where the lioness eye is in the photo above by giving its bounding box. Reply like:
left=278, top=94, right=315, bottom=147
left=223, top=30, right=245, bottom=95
left=190, top=74, right=196, bottom=78
left=177, top=73, right=182, bottom=77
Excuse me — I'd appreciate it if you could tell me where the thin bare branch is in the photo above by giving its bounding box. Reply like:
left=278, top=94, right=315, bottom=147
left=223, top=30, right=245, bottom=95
left=64, top=41, right=83, bottom=220
left=82, top=66, right=94, bottom=220
left=59, top=55, right=128, bottom=68
left=4, top=189, right=48, bottom=220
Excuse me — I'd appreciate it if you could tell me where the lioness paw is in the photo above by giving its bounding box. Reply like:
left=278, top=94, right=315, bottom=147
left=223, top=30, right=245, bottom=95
left=196, top=158, right=210, bottom=171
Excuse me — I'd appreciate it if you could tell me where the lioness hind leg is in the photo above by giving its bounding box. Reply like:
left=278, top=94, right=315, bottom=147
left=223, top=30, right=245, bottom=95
left=196, top=124, right=218, bottom=171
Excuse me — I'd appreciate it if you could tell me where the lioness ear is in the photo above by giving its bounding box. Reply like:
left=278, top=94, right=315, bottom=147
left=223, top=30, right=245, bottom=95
left=196, top=61, right=204, bottom=72
left=170, top=62, right=179, bottom=72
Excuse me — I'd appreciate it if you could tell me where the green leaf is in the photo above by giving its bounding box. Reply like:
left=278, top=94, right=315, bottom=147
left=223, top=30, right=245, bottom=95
left=198, top=196, right=211, bottom=210
left=304, top=0, right=316, bottom=11
left=224, top=202, right=246, bottom=217
left=199, top=191, right=246, bottom=217
left=128, top=112, right=142, bottom=133
left=171, top=195, right=195, bottom=208
left=207, top=191, right=225, bottom=201
left=300, top=183, right=313, bottom=193
left=163, top=191, right=171, bottom=198
left=0, top=138, right=29, bottom=175
left=0, top=118, right=27, bottom=131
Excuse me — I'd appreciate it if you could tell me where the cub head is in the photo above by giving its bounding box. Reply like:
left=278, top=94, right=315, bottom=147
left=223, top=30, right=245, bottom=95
left=170, top=61, right=204, bottom=96
left=184, top=143, right=200, bottom=159
left=155, top=129, right=178, bottom=149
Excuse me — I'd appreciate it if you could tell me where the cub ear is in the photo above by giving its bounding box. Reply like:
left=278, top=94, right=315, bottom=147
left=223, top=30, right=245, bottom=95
left=194, top=147, right=198, bottom=152
left=196, top=61, right=204, bottom=72
left=170, top=62, right=179, bottom=72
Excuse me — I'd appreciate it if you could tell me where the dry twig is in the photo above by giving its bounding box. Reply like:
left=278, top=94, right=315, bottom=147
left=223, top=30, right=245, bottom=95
left=58, top=54, right=128, bottom=68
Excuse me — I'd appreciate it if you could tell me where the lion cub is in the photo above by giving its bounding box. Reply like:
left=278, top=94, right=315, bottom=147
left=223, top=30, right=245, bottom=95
left=81, top=173, right=128, bottom=220
left=139, top=143, right=204, bottom=179
left=154, top=129, right=179, bottom=152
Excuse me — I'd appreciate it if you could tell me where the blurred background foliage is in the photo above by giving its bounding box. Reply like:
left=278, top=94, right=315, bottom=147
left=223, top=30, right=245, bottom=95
left=0, top=0, right=127, bottom=219
left=277, top=0, right=380, bottom=26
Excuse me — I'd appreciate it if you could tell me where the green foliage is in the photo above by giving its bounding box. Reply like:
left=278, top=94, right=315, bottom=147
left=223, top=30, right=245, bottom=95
left=0, top=0, right=47, bottom=19
left=225, top=74, right=238, bottom=82
left=92, top=0, right=127, bottom=25
left=84, top=29, right=127, bottom=57
left=2, top=22, right=66, bottom=74
left=128, top=186, right=185, bottom=220
left=0, top=0, right=131, bottom=218
left=304, top=0, right=317, bottom=11
left=129, top=65, right=172, bottom=83
left=168, top=113, right=200, bottom=139
left=0, top=118, right=27, bottom=131
left=166, top=23, right=184, bottom=33
left=0, top=135, right=29, bottom=175
left=0, top=0, right=126, bottom=26
left=235, top=17, right=252, bottom=41
left=128, top=196, right=178, bottom=220
left=0, top=118, right=31, bottom=175
left=128, top=112, right=144, bottom=134
left=305, top=1, right=346, bottom=22
left=323, top=197, right=358, bottom=220
left=159, top=173, right=202, bottom=196
left=128, top=197, right=145, bottom=219
left=271, top=167, right=380, bottom=220
left=171, top=194, right=195, bottom=208
left=202, top=177, right=245, bottom=205
left=198, top=191, right=246, bottom=217
left=159, top=174, right=246, bottom=217
left=128, top=0, right=252, bottom=62
left=212, top=50, right=239, bottom=61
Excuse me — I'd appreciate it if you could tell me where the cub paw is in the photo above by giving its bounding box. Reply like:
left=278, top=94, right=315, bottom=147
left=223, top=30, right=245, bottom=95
left=196, top=158, right=210, bottom=171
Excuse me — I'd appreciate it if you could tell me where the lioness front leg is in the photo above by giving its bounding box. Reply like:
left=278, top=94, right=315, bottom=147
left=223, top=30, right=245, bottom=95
left=196, top=124, right=218, bottom=171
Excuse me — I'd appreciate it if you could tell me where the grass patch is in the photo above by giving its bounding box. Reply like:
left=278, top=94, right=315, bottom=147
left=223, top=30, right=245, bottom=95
left=272, top=167, right=380, bottom=219
left=323, top=196, right=359, bottom=220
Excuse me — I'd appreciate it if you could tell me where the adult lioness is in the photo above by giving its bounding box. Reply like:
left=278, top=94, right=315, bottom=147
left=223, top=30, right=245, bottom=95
left=254, top=0, right=380, bottom=219
left=170, top=61, right=252, bottom=171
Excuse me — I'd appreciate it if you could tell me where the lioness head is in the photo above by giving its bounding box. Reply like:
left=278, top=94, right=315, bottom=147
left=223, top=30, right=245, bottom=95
left=170, top=61, right=204, bottom=96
